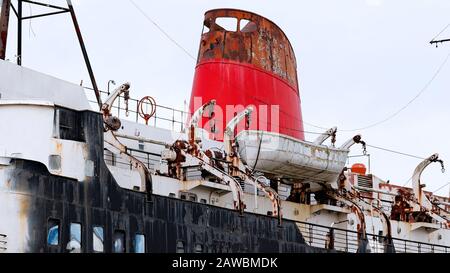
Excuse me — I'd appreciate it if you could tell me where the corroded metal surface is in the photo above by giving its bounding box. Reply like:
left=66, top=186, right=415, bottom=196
left=190, top=9, right=305, bottom=140
left=199, top=9, right=299, bottom=89
left=0, top=109, right=328, bottom=253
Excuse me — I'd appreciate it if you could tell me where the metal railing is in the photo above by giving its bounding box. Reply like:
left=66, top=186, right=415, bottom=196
left=296, top=222, right=360, bottom=252
left=296, top=220, right=450, bottom=253
left=104, top=148, right=162, bottom=172
left=391, top=237, right=448, bottom=253
left=85, top=87, right=190, bottom=132
left=103, top=147, right=450, bottom=253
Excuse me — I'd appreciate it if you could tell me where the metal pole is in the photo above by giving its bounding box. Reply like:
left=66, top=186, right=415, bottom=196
left=66, top=0, right=102, bottom=109
left=172, top=109, right=175, bottom=131
left=254, top=182, right=257, bottom=212
left=17, top=0, right=22, bottom=65
left=0, top=0, right=11, bottom=60
left=118, top=95, right=120, bottom=117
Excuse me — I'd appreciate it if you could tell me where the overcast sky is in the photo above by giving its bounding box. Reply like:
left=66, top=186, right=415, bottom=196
left=3, top=0, right=450, bottom=196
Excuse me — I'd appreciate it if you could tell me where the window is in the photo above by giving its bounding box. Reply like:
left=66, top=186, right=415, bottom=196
left=200, top=199, right=207, bottom=204
left=180, top=192, right=198, bottom=202
left=47, top=218, right=60, bottom=246
left=48, top=155, right=61, bottom=171
left=378, top=231, right=383, bottom=244
left=93, top=226, right=104, bottom=253
left=194, top=244, right=203, bottom=253
left=54, top=108, right=84, bottom=142
left=134, top=234, right=146, bottom=253
left=189, top=195, right=197, bottom=202
left=138, top=140, right=145, bottom=151
left=67, top=223, right=82, bottom=253
left=176, top=241, right=185, bottom=253
left=113, top=230, right=126, bottom=253
left=215, top=17, right=238, bottom=32
left=180, top=193, right=187, bottom=200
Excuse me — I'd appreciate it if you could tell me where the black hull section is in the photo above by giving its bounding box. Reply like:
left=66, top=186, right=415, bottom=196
left=6, top=110, right=330, bottom=253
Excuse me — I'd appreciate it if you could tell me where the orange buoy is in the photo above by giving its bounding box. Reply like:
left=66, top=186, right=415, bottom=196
left=351, top=163, right=367, bottom=175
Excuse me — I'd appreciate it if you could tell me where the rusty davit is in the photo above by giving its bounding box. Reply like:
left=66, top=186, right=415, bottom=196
left=0, top=1, right=449, bottom=253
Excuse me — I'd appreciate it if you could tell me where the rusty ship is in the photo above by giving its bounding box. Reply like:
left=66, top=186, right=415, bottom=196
left=0, top=1, right=449, bottom=253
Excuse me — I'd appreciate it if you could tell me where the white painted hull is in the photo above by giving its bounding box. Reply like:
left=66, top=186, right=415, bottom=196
left=236, top=130, right=349, bottom=185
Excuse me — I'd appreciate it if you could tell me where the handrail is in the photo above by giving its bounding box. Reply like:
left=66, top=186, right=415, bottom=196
left=85, top=87, right=190, bottom=132
left=295, top=219, right=449, bottom=253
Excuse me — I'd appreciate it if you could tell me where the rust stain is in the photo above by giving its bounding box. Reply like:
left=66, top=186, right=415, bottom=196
left=198, top=9, right=299, bottom=90
left=18, top=196, right=30, bottom=251
left=19, top=197, right=30, bottom=220
left=55, top=142, right=63, bottom=154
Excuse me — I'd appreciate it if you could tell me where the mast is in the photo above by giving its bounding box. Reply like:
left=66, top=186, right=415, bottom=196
left=67, top=0, right=102, bottom=109
left=0, top=0, right=11, bottom=60
left=17, top=0, right=21, bottom=65
left=0, top=0, right=102, bottom=109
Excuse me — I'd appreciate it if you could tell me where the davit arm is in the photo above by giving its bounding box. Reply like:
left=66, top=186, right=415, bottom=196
left=102, top=82, right=152, bottom=194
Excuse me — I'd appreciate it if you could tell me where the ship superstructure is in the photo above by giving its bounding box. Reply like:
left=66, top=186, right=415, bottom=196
left=0, top=1, right=449, bottom=253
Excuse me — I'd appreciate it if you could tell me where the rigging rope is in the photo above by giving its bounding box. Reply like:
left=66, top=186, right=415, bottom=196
left=366, top=144, right=425, bottom=160
left=431, top=23, right=450, bottom=42
left=128, top=0, right=196, bottom=60
left=305, top=49, right=450, bottom=132
left=432, top=181, right=450, bottom=194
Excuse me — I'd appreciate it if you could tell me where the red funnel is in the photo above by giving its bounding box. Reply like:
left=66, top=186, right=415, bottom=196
left=189, top=9, right=305, bottom=141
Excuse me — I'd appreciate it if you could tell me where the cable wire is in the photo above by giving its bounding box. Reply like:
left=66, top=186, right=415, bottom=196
left=431, top=23, right=450, bottom=42
left=433, top=182, right=450, bottom=194
left=402, top=177, right=413, bottom=187
left=128, top=0, right=197, bottom=61
left=305, top=49, right=450, bottom=132
left=28, top=3, right=36, bottom=38
left=366, top=144, right=426, bottom=160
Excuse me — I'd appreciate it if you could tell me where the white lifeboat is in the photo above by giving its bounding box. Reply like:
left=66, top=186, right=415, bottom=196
left=236, top=128, right=365, bottom=187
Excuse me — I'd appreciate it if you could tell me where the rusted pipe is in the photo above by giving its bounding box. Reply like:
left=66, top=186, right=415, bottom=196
left=0, top=0, right=11, bottom=60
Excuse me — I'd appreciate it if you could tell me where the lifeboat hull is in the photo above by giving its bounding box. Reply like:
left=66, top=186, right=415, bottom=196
left=236, top=130, right=349, bottom=186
